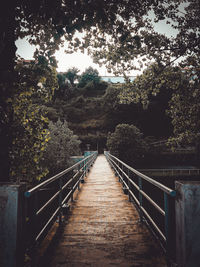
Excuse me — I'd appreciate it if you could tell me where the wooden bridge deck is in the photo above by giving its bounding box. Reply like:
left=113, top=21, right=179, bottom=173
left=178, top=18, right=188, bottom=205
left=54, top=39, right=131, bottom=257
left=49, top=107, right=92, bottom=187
left=48, top=155, right=167, bottom=267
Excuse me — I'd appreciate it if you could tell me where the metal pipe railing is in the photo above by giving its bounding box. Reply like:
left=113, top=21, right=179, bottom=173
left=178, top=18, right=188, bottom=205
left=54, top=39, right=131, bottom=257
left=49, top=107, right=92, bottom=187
left=107, top=153, right=176, bottom=196
left=24, top=151, right=98, bottom=265
left=139, top=168, right=200, bottom=176
left=25, top=154, right=94, bottom=197
left=104, top=151, right=176, bottom=259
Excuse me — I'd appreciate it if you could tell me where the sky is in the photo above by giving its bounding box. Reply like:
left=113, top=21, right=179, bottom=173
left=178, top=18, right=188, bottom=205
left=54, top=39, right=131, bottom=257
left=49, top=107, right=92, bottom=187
left=16, top=37, right=110, bottom=75
left=15, top=9, right=179, bottom=76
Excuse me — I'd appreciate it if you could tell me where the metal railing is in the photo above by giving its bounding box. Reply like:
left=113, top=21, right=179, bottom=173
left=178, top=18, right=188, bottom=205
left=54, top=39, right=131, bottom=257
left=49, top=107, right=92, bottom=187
left=150, top=140, right=168, bottom=147
left=139, top=168, right=200, bottom=176
left=104, top=151, right=176, bottom=260
left=24, top=151, right=97, bottom=265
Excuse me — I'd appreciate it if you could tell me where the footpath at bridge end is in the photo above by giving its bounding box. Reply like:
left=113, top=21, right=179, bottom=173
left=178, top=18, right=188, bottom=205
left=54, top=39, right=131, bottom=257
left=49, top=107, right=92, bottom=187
left=46, top=155, right=167, bottom=267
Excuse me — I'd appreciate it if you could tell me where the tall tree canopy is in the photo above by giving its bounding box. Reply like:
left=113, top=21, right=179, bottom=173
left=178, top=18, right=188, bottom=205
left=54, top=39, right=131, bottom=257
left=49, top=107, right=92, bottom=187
left=86, top=1, right=200, bottom=74
left=0, top=0, right=162, bottom=74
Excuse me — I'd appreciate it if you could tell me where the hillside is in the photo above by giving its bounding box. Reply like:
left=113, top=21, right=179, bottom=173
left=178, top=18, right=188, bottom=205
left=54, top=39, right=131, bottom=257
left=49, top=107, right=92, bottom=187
left=41, top=83, right=173, bottom=153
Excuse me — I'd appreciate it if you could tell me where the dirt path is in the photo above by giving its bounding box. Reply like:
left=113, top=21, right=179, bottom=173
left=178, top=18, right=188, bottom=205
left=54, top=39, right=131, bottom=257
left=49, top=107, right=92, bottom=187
left=48, top=155, right=167, bottom=267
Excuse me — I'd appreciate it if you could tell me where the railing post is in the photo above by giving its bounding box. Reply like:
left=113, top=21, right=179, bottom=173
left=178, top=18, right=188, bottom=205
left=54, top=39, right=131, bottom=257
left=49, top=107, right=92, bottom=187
left=80, top=161, right=84, bottom=184
left=117, top=161, right=121, bottom=182
left=31, top=192, right=38, bottom=267
left=164, top=192, right=173, bottom=261
left=58, top=177, right=63, bottom=226
left=84, top=159, right=86, bottom=178
left=175, top=181, right=200, bottom=267
left=71, top=189, right=74, bottom=202
left=127, top=169, right=131, bottom=202
left=138, top=177, right=143, bottom=221
left=71, top=171, right=74, bottom=202
left=164, top=193, right=169, bottom=243
left=138, top=177, right=143, bottom=206
left=78, top=165, right=80, bottom=190
left=121, top=163, right=123, bottom=183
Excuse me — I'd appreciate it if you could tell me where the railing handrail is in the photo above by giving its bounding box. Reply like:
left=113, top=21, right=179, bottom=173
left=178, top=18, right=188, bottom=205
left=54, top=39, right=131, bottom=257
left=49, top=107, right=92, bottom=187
left=25, top=153, right=95, bottom=198
left=139, top=168, right=200, bottom=171
left=108, top=153, right=176, bottom=196
left=150, top=140, right=168, bottom=146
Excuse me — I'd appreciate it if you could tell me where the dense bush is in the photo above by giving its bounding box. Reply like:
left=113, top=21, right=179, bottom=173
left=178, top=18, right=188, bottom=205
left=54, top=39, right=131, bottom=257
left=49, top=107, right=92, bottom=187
left=43, top=119, right=81, bottom=175
left=107, top=123, right=147, bottom=166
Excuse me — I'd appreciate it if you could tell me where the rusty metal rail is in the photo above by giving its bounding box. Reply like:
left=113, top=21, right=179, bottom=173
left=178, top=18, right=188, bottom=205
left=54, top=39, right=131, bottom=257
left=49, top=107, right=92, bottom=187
left=24, top=151, right=98, bottom=265
left=104, top=151, right=176, bottom=260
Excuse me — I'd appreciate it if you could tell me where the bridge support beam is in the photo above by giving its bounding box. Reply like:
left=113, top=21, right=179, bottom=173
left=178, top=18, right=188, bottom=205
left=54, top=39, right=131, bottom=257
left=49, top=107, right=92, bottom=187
left=175, top=181, right=200, bottom=267
left=0, top=183, right=26, bottom=267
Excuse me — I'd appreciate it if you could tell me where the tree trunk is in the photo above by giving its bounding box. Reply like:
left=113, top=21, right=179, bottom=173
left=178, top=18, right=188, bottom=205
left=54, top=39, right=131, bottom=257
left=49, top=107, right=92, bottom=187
left=0, top=1, right=17, bottom=181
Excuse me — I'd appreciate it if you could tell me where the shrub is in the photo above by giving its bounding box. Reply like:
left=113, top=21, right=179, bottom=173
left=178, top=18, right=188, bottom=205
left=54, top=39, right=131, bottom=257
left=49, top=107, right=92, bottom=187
left=43, top=119, right=81, bottom=175
left=106, top=123, right=147, bottom=166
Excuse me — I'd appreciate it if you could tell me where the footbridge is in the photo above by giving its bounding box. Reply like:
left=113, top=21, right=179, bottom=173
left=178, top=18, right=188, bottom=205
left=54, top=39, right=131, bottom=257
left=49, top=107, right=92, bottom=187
left=47, top=154, right=166, bottom=267
left=1, top=152, right=200, bottom=267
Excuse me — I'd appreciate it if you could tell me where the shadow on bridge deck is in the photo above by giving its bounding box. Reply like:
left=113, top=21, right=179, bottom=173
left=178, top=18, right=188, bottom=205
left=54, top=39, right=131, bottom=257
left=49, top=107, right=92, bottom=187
left=45, top=155, right=167, bottom=267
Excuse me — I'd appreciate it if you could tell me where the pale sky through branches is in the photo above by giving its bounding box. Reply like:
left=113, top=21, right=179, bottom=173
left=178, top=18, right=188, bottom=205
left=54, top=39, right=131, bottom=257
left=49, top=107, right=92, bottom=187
left=16, top=37, right=112, bottom=75
left=15, top=8, right=180, bottom=76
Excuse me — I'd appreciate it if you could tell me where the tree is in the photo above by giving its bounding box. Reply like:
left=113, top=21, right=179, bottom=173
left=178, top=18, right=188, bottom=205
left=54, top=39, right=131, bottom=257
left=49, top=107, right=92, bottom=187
left=167, top=66, right=200, bottom=145
left=119, top=62, right=200, bottom=145
left=10, top=60, right=58, bottom=183
left=43, top=119, right=81, bottom=175
left=119, top=63, right=180, bottom=107
left=55, top=72, right=71, bottom=99
left=65, top=67, right=80, bottom=87
left=1, top=0, right=160, bottom=76
left=57, top=73, right=67, bottom=89
left=78, top=67, right=101, bottom=88
left=87, top=1, right=199, bottom=76
left=107, top=124, right=147, bottom=166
